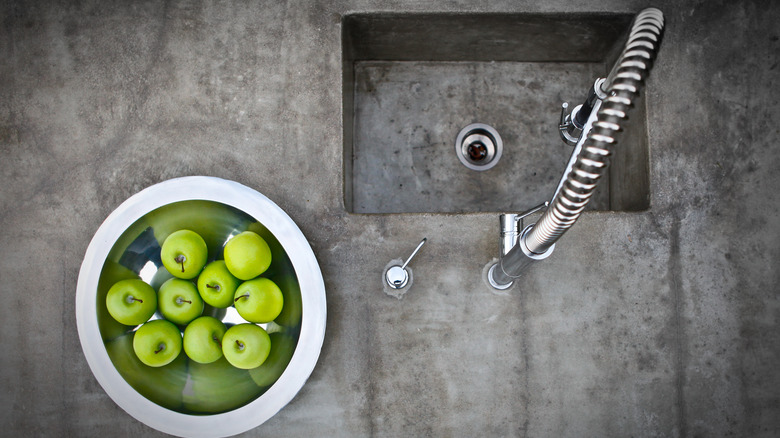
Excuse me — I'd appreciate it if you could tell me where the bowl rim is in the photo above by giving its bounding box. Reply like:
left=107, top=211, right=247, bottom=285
left=75, top=176, right=326, bottom=437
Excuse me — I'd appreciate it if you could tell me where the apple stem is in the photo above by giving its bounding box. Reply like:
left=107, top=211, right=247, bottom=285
left=154, top=344, right=165, bottom=354
left=176, top=296, right=192, bottom=305
left=234, top=293, right=250, bottom=303
left=236, top=340, right=245, bottom=351
left=213, top=335, right=222, bottom=347
left=174, top=254, right=186, bottom=272
left=206, top=284, right=221, bottom=291
left=126, top=295, right=143, bottom=304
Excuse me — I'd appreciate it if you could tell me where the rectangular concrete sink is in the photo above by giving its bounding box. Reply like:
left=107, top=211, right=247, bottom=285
left=342, top=13, right=649, bottom=214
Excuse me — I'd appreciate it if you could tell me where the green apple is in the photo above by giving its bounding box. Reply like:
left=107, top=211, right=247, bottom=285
left=105, top=332, right=188, bottom=410
left=158, top=278, right=204, bottom=325
left=160, top=229, right=208, bottom=279
left=223, top=231, right=272, bottom=280
left=196, top=260, right=240, bottom=308
left=233, top=278, right=284, bottom=324
left=183, top=356, right=261, bottom=414
left=148, top=200, right=252, bottom=261
left=97, top=261, right=140, bottom=341
left=105, top=279, right=157, bottom=326
left=183, top=316, right=227, bottom=364
left=132, top=319, right=183, bottom=367
left=245, top=222, right=301, bottom=328
left=222, top=324, right=271, bottom=369
left=248, top=332, right=296, bottom=388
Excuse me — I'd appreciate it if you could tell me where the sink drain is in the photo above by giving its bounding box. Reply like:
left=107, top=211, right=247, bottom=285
left=455, top=123, right=503, bottom=171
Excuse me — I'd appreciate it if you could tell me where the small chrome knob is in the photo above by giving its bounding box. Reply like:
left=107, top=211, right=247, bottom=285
left=385, top=238, right=427, bottom=289
left=558, top=102, right=583, bottom=146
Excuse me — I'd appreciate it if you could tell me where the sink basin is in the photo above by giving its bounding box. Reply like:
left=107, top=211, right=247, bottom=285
left=342, top=13, right=650, bottom=214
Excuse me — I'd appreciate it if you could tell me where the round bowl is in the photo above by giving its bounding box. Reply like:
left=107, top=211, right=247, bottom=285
left=76, top=176, right=326, bottom=437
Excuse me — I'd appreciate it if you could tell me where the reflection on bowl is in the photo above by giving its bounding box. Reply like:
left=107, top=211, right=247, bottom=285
left=77, top=177, right=325, bottom=437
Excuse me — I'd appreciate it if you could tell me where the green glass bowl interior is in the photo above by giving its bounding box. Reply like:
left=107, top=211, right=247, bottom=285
left=96, top=200, right=302, bottom=415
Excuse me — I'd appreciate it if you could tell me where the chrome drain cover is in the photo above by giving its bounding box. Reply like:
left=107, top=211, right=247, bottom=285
left=455, top=123, right=503, bottom=171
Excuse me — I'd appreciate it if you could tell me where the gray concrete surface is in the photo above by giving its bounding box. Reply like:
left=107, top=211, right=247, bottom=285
left=1, top=0, right=778, bottom=437
left=351, top=61, right=610, bottom=213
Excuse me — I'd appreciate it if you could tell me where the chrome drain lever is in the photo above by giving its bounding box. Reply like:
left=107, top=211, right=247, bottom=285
left=385, top=238, right=427, bottom=289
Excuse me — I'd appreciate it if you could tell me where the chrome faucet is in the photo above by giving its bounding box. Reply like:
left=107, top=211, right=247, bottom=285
left=487, top=8, right=665, bottom=289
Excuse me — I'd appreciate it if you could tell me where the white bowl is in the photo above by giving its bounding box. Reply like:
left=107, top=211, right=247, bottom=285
left=76, top=176, right=326, bottom=437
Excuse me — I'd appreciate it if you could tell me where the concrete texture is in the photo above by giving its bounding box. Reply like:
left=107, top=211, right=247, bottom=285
left=1, top=0, right=778, bottom=437
left=351, top=61, right=610, bottom=213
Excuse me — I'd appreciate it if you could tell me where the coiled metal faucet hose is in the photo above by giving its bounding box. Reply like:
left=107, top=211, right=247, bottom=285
left=524, top=8, right=665, bottom=255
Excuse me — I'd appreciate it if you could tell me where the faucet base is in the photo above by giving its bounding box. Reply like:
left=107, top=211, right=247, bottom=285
left=488, top=223, right=556, bottom=290
left=487, top=263, right=514, bottom=290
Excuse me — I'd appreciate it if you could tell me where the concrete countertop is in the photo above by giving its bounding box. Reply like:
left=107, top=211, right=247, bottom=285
left=1, top=0, right=778, bottom=436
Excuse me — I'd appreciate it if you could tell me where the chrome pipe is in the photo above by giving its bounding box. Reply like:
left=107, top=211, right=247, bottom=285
left=488, top=223, right=555, bottom=290
left=601, top=8, right=665, bottom=95
left=525, top=7, right=664, bottom=255
left=488, top=8, right=664, bottom=289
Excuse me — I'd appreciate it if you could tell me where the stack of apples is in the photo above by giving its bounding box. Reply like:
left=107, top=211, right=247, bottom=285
left=105, top=229, right=283, bottom=371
